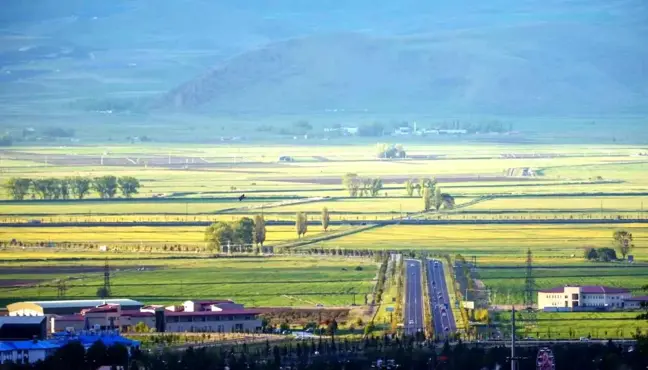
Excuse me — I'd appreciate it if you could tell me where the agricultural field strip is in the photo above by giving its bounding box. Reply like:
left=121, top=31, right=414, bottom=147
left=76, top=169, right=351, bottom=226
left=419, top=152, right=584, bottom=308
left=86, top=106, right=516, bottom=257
left=0, top=255, right=380, bottom=307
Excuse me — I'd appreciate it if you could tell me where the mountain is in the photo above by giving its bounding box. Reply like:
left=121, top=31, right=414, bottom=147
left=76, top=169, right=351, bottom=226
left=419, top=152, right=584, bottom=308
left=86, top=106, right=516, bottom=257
left=1, top=0, right=647, bottom=121
left=159, top=23, right=648, bottom=115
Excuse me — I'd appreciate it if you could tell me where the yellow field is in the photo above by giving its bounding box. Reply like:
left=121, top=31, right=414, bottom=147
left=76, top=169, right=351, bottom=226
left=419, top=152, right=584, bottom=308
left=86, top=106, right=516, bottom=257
left=468, top=196, right=648, bottom=211
left=0, top=225, right=330, bottom=246
left=307, top=223, right=648, bottom=260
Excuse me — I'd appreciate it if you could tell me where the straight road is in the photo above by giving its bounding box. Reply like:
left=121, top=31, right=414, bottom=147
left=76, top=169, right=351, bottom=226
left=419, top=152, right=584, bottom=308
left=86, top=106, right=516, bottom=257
left=404, top=259, right=424, bottom=336
left=427, top=259, right=457, bottom=339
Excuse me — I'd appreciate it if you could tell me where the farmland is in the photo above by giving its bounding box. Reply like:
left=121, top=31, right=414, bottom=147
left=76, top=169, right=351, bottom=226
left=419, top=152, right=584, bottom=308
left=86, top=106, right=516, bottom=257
left=2, top=142, right=648, bottom=338
left=493, top=312, right=645, bottom=339
left=0, top=253, right=378, bottom=308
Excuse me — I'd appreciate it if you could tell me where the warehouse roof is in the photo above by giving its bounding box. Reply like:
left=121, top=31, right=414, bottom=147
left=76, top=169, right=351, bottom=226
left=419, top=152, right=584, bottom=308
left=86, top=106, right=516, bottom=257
left=166, top=309, right=261, bottom=317
left=0, top=316, right=45, bottom=326
left=22, top=299, right=143, bottom=309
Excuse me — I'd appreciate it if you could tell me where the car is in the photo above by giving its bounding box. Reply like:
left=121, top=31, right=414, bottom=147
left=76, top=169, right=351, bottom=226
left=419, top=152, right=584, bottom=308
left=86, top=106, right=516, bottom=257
left=579, top=337, right=589, bottom=342
left=408, top=320, right=414, bottom=325
left=410, top=264, right=415, bottom=267
left=444, top=327, right=449, bottom=332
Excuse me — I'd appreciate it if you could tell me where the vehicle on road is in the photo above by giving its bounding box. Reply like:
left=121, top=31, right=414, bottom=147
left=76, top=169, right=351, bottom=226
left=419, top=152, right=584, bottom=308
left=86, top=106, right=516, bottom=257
left=408, top=320, right=414, bottom=325
left=579, top=337, right=589, bottom=342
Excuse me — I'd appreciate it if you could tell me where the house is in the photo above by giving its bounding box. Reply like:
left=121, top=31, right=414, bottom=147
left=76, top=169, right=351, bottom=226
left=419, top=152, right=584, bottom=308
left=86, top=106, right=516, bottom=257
left=538, top=286, right=631, bottom=310
left=0, top=316, right=47, bottom=340
left=623, top=296, right=648, bottom=310
left=7, top=299, right=144, bottom=316
left=50, top=300, right=261, bottom=334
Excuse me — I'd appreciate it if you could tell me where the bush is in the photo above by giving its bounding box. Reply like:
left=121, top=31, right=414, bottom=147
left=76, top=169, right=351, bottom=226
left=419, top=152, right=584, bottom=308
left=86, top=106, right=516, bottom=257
left=354, top=266, right=363, bottom=271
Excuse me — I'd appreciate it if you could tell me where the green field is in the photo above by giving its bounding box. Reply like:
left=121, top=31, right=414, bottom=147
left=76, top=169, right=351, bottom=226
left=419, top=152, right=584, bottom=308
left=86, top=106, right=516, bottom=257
left=493, top=311, right=645, bottom=339
left=0, top=253, right=378, bottom=307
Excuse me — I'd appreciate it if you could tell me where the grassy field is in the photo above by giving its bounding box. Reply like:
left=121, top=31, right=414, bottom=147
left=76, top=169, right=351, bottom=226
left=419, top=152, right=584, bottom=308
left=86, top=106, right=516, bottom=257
left=0, top=253, right=378, bottom=308
left=305, top=224, right=648, bottom=261
left=478, top=266, right=648, bottom=305
left=493, top=311, right=645, bottom=339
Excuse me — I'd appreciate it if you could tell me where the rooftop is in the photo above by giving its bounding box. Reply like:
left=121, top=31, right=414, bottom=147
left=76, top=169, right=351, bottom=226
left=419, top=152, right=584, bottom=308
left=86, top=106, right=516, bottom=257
left=0, top=316, right=45, bottom=326
left=14, top=299, right=143, bottom=309
left=538, top=286, right=631, bottom=294
left=625, top=296, right=648, bottom=302
left=166, top=309, right=261, bottom=317
left=0, top=340, right=60, bottom=351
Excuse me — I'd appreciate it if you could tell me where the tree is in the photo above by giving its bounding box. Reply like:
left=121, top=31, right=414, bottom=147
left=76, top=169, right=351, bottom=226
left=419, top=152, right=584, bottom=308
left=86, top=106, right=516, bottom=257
left=134, top=321, right=150, bottom=333
left=106, top=343, right=129, bottom=368
left=3, top=177, right=31, bottom=200
left=370, top=178, right=383, bottom=197
left=613, top=230, right=634, bottom=259
left=422, top=187, right=431, bottom=211
left=232, top=217, right=254, bottom=251
left=321, top=207, right=330, bottom=231
left=96, top=287, right=110, bottom=299
left=442, top=193, right=455, bottom=210
left=327, top=319, right=338, bottom=342
left=405, top=179, right=414, bottom=197
left=86, top=340, right=108, bottom=369
left=31, top=178, right=57, bottom=199
left=205, top=221, right=234, bottom=252
left=296, top=212, right=308, bottom=238
left=254, top=214, right=266, bottom=247
left=69, top=176, right=92, bottom=199
left=93, top=175, right=118, bottom=199
left=58, top=178, right=71, bottom=199
left=434, top=187, right=443, bottom=211
left=117, top=176, right=140, bottom=198
left=342, top=173, right=360, bottom=197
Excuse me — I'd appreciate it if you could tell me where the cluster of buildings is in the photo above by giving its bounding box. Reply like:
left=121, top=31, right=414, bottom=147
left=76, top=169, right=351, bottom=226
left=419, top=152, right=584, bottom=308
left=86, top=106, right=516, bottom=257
left=1, top=298, right=262, bottom=364
left=537, top=285, right=648, bottom=311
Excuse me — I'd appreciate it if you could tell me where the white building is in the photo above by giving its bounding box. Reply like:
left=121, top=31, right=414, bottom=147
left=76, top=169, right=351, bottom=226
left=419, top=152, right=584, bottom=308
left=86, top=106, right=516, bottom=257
left=538, top=286, right=631, bottom=310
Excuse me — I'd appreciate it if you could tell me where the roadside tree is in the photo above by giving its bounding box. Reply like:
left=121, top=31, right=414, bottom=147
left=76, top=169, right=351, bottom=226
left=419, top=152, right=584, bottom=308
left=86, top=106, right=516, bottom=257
left=254, top=214, right=266, bottom=247
left=205, top=221, right=234, bottom=253
left=3, top=177, right=32, bottom=200
left=434, top=187, right=443, bottom=211
left=613, top=230, right=634, bottom=259
left=93, top=176, right=118, bottom=199
left=422, top=187, right=431, bottom=211
left=321, top=207, right=330, bottom=231
left=232, top=217, right=254, bottom=252
left=69, top=176, right=92, bottom=199
left=117, top=176, right=141, bottom=198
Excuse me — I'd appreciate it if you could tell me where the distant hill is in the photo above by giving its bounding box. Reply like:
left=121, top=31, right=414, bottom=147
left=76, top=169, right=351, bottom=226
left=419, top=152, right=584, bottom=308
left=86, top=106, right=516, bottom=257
left=159, top=24, right=648, bottom=115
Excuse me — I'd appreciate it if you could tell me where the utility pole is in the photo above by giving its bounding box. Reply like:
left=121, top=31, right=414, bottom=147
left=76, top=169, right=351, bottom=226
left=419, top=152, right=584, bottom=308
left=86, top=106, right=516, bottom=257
left=511, top=306, right=516, bottom=370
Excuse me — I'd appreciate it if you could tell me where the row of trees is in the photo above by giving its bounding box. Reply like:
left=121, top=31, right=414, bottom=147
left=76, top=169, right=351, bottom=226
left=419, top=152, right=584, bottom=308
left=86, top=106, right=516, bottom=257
left=342, top=173, right=383, bottom=197
left=204, top=215, right=267, bottom=253
left=3, top=176, right=140, bottom=200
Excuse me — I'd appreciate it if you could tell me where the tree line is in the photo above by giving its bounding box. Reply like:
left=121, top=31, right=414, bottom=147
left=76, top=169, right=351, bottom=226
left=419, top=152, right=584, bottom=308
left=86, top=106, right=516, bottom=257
left=8, top=332, right=646, bottom=370
left=3, top=176, right=141, bottom=200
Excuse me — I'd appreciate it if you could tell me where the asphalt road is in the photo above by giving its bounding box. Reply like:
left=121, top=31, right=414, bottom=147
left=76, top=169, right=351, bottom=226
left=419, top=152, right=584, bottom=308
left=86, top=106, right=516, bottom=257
left=427, top=259, right=457, bottom=339
left=404, top=259, right=424, bottom=335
